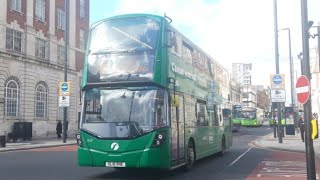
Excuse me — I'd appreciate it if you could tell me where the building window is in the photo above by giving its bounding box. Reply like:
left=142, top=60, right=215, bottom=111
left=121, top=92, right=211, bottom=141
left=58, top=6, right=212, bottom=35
left=11, top=0, right=22, bottom=12
left=57, top=8, right=65, bottom=30
left=35, top=0, right=45, bottom=22
left=80, top=0, right=86, bottom=19
left=6, top=28, right=22, bottom=52
left=5, top=79, right=20, bottom=117
left=57, top=45, right=65, bottom=65
left=35, top=83, right=47, bottom=118
left=35, top=38, right=47, bottom=59
left=80, top=29, right=86, bottom=50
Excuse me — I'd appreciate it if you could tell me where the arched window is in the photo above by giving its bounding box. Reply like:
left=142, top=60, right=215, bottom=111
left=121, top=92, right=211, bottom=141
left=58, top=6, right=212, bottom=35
left=5, top=79, right=20, bottom=116
left=35, top=83, right=48, bottom=118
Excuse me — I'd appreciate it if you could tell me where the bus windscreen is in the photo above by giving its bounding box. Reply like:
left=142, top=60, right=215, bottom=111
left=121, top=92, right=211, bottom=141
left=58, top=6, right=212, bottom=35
left=87, top=17, right=160, bottom=83
left=82, top=87, right=167, bottom=139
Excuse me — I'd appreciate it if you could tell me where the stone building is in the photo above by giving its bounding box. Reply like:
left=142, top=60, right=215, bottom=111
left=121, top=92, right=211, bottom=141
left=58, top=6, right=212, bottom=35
left=0, top=0, right=89, bottom=138
left=257, top=89, right=269, bottom=112
left=230, top=78, right=242, bottom=104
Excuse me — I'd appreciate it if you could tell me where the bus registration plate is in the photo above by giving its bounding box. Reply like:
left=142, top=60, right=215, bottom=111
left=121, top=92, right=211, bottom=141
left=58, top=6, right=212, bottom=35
left=105, top=162, right=126, bottom=167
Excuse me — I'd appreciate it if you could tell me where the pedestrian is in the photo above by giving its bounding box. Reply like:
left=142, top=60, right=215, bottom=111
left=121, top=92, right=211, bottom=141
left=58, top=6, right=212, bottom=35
left=56, top=120, right=62, bottom=139
left=298, top=116, right=305, bottom=142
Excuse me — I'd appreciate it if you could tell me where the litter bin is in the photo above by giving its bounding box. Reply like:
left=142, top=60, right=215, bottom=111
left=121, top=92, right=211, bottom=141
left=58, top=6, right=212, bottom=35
left=0, top=136, right=6, bottom=147
left=286, top=124, right=295, bottom=135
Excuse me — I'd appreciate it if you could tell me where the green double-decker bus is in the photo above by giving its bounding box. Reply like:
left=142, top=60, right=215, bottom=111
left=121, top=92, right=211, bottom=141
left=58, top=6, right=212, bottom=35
left=77, top=14, right=232, bottom=170
left=240, top=107, right=263, bottom=127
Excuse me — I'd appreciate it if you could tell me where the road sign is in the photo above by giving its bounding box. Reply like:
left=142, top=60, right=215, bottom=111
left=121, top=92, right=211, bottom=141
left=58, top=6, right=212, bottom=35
left=59, top=82, right=70, bottom=96
left=296, top=75, right=310, bottom=104
left=59, top=96, right=70, bottom=107
left=270, top=74, right=285, bottom=89
left=271, top=89, right=286, bottom=102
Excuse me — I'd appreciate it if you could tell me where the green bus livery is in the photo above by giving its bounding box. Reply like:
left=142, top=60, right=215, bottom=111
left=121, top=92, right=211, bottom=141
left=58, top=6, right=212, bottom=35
left=77, top=14, right=232, bottom=170
left=240, top=107, right=263, bottom=127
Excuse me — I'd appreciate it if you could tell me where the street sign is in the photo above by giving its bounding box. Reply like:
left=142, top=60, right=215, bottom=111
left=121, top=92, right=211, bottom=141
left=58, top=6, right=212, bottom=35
left=59, top=96, right=70, bottom=107
left=270, top=74, right=285, bottom=89
left=271, top=89, right=286, bottom=102
left=59, top=82, right=70, bottom=96
left=59, top=82, right=70, bottom=107
left=296, top=75, right=310, bottom=104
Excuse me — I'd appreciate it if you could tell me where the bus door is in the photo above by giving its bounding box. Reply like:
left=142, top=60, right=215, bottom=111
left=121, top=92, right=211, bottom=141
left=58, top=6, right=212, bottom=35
left=170, top=94, right=185, bottom=166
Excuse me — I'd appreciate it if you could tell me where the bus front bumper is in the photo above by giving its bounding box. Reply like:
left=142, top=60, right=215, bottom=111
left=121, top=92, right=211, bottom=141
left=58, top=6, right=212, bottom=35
left=78, top=147, right=170, bottom=169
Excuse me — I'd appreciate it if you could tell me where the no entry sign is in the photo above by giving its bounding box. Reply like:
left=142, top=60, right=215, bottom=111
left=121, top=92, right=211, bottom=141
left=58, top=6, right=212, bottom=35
left=296, top=75, right=310, bottom=104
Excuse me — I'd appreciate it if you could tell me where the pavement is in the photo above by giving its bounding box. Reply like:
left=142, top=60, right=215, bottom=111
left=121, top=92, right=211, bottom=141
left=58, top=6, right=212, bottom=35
left=251, top=129, right=320, bottom=157
left=0, top=137, right=76, bottom=152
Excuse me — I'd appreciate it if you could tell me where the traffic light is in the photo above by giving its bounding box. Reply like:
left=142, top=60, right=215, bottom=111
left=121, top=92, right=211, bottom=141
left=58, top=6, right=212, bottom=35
left=311, top=119, right=318, bottom=140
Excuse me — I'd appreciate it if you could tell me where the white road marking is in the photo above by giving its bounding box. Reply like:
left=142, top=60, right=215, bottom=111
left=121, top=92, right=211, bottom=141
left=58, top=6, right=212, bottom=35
left=228, top=147, right=252, bottom=167
left=296, top=86, right=309, bottom=93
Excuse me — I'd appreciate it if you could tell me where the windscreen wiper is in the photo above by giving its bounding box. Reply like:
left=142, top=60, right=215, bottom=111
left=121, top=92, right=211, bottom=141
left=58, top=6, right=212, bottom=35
left=128, top=91, right=135, bottom=122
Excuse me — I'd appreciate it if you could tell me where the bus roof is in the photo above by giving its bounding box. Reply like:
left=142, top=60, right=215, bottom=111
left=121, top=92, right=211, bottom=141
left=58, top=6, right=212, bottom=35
left=90, top=14, right=164, bottom=29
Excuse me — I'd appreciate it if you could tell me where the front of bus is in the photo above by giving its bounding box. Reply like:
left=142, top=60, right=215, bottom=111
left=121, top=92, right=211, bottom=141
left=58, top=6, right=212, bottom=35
left=232, top=105, right=242, bottom=131
left=77, top=14, right=171, bottom=169
left=241, top=110, right=258, bottom=126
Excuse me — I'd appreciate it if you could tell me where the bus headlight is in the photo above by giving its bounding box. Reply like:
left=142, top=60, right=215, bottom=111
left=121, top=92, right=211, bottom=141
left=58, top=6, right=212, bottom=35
left=76, top=134, right=83, bottom=147
left=152, top=133, right=165, bottom=147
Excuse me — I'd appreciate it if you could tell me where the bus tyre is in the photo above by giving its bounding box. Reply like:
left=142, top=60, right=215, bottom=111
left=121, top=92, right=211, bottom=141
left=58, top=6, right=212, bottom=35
left=184, top=142, right=195, bottom=171
left=218, top=137, right=226, bottom=156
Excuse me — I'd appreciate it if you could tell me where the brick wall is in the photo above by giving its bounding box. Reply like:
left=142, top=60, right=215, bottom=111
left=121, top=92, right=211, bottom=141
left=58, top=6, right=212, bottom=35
left=6, top=0, right=27, bottom=28
left=33, top=0, right=49, bottom=37
left=55, top=0, right=64, bottom=40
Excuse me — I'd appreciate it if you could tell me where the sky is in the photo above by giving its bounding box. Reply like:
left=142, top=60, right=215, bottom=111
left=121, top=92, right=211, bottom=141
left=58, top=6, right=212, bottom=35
left=89, top=0, right=320, bottom=105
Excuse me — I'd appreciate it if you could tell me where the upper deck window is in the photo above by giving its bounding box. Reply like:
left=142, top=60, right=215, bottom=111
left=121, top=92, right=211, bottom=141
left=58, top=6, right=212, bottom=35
left=87, top=16, right=160, bottom=83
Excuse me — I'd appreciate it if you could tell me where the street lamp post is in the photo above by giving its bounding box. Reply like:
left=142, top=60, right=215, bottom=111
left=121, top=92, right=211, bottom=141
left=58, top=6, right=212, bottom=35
left=63, top=0, right=70, bottom=143
left=273, top=0, right=282, bottom=143
left=309, top=26, right=320, bottom=72
left=280, top=28, right=296, bottom=129
left=300, top=0, right=316, bottom=179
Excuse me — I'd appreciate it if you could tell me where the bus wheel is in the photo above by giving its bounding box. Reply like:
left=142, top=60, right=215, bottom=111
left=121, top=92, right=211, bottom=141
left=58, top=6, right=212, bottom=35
left=218, top=137, right=226, bottom=156
left=184, top=141, right=195, bottom=171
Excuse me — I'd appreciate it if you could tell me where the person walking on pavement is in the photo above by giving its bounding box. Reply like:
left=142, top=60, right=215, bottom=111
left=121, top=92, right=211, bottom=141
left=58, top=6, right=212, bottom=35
left=298, top=116, right=305, bottom=142
left=56, top=120, right=62, bottom=139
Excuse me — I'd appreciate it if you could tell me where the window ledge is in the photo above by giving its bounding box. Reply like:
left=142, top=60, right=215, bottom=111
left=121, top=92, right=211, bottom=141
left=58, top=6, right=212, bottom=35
left=36, top=57, right=49, bottom=62
left=6, top=49, right=24, bottom=56
left=10, top=8, right=23, bottom=16
left=34, top=117, right=49, bottom=121
left=35, top=18, right=47, bottom=25
left=4, top=116, right=21, bottom=120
